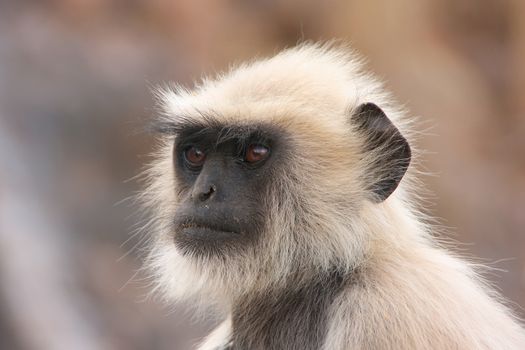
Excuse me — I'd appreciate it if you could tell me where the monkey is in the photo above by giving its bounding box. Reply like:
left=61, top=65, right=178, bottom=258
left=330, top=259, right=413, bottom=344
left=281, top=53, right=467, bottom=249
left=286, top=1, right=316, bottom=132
left=141, top=43, right=525, bottom=349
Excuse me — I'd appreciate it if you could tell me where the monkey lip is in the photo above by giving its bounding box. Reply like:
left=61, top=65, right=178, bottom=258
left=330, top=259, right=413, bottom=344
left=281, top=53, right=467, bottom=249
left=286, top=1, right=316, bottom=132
left=178, top=221, right=240, bottom=239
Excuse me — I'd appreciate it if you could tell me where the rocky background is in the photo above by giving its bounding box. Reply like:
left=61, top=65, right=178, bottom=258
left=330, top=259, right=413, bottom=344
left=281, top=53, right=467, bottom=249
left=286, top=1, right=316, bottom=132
left=0, top=1, right=524, bottom=349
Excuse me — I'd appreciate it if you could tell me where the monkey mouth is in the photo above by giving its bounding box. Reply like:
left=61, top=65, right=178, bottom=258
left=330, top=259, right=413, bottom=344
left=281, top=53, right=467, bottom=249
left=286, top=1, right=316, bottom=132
left=177, top=221, right=241, bottom=239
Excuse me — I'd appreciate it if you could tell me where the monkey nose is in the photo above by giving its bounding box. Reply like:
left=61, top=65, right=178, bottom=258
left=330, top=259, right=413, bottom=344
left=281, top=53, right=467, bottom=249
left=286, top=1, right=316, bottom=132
left=197, top=185, right=216, bottom=202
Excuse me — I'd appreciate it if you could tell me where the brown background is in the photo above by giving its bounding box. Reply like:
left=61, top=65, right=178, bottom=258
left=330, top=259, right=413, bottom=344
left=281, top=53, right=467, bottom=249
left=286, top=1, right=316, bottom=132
left=0, top=1, right=524, bottom=349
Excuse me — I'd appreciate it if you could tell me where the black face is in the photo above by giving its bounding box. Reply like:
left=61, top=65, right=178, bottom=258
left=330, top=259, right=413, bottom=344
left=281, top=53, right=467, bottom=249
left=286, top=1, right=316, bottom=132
left=168, top=122, right=284, bottom=256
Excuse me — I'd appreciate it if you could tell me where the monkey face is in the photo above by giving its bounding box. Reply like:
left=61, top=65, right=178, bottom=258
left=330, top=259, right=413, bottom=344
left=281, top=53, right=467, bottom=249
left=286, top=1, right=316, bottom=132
left=154, top=102, right=410, bottom=262
left=169, top=123, right=287, bottom=257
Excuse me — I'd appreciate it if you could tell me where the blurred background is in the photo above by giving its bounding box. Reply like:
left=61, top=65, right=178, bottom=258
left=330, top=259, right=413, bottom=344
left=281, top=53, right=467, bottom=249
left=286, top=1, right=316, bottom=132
left=0, top=0, right=524, bottom=349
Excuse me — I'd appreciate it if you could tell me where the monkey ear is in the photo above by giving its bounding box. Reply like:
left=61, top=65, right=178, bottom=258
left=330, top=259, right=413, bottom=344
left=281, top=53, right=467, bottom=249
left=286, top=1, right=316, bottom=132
left=351, top=103, right=411, bottom=202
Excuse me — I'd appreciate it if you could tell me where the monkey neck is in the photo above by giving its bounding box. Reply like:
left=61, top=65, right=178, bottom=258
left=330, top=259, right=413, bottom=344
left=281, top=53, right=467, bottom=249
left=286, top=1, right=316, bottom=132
left=229, top=269, right=348, bottom=350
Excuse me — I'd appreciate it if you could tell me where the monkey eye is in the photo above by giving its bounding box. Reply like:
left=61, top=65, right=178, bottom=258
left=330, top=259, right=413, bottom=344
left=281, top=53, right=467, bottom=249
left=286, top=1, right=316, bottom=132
left=183, top=146, right=206, bottom=168
left=245, top=144, right=270, bottom=164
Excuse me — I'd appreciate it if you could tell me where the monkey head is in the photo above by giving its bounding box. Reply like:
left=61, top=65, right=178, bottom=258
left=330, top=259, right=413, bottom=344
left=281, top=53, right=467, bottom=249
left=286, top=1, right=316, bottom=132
left=143, top=44, right=411, bottom=303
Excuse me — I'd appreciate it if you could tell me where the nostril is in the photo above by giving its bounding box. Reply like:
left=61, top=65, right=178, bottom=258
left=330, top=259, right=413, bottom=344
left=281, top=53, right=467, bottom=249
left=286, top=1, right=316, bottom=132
left=199, top=185, right=216, bottom=201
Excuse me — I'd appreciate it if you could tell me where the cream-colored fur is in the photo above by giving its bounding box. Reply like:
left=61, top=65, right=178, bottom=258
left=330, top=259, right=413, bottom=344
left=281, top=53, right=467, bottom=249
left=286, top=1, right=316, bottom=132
left=142, top=43, right=525, bottom=349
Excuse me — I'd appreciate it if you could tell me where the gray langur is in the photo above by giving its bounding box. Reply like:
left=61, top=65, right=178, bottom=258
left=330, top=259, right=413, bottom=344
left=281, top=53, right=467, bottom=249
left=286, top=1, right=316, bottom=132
left=141, top=43, right=525, bottom=349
